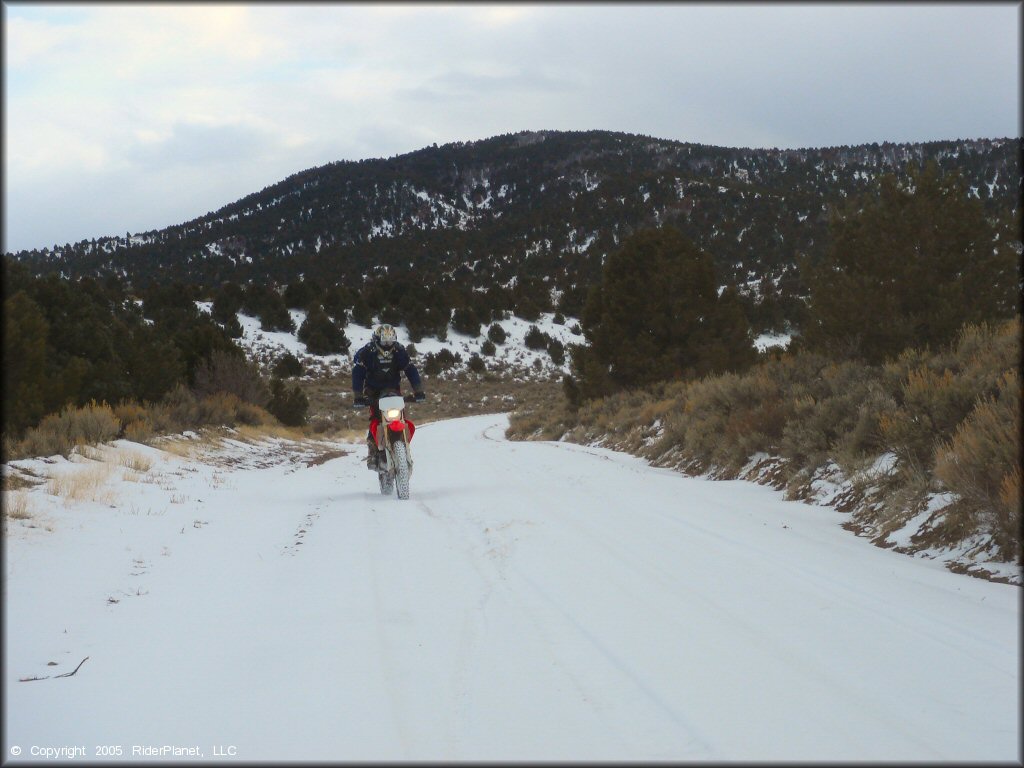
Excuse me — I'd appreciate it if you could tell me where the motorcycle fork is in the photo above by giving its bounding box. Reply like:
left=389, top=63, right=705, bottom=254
left=385, top=423, right=412, bottom=468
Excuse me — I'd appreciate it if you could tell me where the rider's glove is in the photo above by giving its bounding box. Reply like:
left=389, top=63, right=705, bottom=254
left=353, top=394, right=368, bottom=408
left=414, top=390, right=426, bottom=402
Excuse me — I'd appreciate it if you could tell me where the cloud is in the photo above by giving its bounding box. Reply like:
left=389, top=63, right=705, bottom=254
left=399, top=67, right=576, bottom=102
left=3, top=3, right=1019, bottom=252
left=125, top=121, right=283, bottom=169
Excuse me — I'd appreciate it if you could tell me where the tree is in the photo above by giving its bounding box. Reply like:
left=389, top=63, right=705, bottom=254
left=803, top=162, right=1018, bottom=363
left=259, top=296, right=295, bottom=333
left=298, top=305, right=349, bottom=355
left=487, top=323, right=507, bottom=344
left=524, top=325, right=548, bottom=350
left=284, top=279, right=318, bottom=310
left=547, top=337, right=566, bottom=366
left=273, top=353, right=305, bottom=378
left=451, top=306, right=481, bottom=336
left=267, top=378, right=308, bottom=426
left=569, top=226, right=755, bottom=400
left=212, top=281, right=244, bottom=324
left=3, top=292, right=49, bottom=436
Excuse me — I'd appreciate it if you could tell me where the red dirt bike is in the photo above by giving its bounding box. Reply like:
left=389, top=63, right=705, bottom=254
left=367, top=391, right=417, bottom=500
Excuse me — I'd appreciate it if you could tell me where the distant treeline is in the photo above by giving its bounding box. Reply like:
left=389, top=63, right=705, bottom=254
left=2, top=262, right=310, bottom=448
left=8, top=131, right=1020, bottom=338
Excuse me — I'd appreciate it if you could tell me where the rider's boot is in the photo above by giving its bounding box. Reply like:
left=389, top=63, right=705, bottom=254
left=365, top=437, right=380, bottom=471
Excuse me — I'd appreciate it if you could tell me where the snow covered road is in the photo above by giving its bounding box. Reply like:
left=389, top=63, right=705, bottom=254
left=4, top=413, right=1020, bottom=761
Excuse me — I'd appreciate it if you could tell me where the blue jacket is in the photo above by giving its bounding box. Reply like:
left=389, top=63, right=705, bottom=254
left=352, top=342, right=422, bottom=394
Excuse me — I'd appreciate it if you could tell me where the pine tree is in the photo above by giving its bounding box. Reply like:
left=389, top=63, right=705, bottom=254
left=570, top=226, right=755, bottom=400
left=298, top=305, right=350, bottom=355
left=804, top=162, right=1017, bottom=363
left=3, top=292, right=49, bottom=436
left=267, top=378, right=309, bottom=426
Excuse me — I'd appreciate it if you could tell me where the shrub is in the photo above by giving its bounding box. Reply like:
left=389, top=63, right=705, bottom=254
left=114, top=399, right=152, bottom=442
left=481, top=339, right=496, bottom=356
left=467, top=354, right=486, bottom=373
left=123, top=419, right=155, bottom=444
left=113, top=399, right=148, bottom=428
left=236, top=401, right=272, bottom=427
left=487, top=323, right=507, bottom=344
left=452, top=307, right=481, bottom=337
left=16, top=401, right=121, bottom=459
left=934, top=369, right=1021, bottom=560
left=547, top=338, right=565, bottom=366
left=422, top=348, right=459, bottom=376
left=524, top=325, right=548, bottom=350
left=876, top=319, right=1019, bottom=473
left=259, top=298, right=295, bottom=333
left=298, top=306, right=349, bottom=355
left=267, top=379, right=308, bottom=426
left=198, top=392, right=243, bottom=426
left=162, top=384, right=201, bottom=428
left=193, top=349, right=271, bottom=407
left=273, top=353, right=305, bottom=379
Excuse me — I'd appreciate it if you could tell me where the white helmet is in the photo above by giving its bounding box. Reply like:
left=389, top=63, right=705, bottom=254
left=372, top=323, right=398, bottom=351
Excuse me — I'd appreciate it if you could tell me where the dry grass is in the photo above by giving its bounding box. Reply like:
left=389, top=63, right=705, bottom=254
left=934, top=369, right=1021, bottom=560
left=234, top=423, right=308, bottom=443
left=2, top=466, right=43, bottom=493
left=4, top=491, right=33, bottom=520
left=45, top=464, right=117, bottom=505
left=158, top=438, right=201, bottom=458
left=116, top=450, right=153, bottom=473
left=12, top=401, right=121, bottom=460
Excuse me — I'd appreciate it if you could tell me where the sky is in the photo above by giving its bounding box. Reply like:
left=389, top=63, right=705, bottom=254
left=3, top=2, right=1020, bottom=254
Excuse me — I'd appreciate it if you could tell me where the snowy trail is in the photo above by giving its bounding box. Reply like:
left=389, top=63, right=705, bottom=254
left=4, top=413, right=1020, bottom=762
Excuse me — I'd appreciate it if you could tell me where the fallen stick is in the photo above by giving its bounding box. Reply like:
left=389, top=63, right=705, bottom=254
left=54, top=656, right=90, bottom=678
left=18, top=657, right=89, bottom=682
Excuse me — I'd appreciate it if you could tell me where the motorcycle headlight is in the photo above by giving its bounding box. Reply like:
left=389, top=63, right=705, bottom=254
left=385, top=408, right=402, bottom=421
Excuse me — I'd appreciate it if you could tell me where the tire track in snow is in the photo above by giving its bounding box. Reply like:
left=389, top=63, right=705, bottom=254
left=413, top=489, right=681, bottom=758
left=534, top=434, right=1013, bottom=673
left=363, top=502, right=416, bottom=757
left=514, top=459, right=950, bottom=759
left=464, top=417, right=956, bottom=758
left=413, top=497, right=495, bottom=759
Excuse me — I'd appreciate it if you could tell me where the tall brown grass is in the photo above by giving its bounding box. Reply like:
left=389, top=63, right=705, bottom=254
left=15, top=401, right=120, bottom=460
left=8, top=388, right=280, bottom=461
left=935, top=369, right=1021, bottom=560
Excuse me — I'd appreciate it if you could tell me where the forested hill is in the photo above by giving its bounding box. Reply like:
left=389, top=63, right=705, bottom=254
left=7, top=130, right=1021, bottom=323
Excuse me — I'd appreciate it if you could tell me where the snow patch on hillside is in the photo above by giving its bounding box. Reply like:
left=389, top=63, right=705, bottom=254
left=198, top=301, right=581, bottom=379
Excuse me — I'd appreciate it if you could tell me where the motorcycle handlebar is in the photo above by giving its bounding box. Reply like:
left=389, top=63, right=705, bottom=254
left=354, top=394, right=420, bottom=407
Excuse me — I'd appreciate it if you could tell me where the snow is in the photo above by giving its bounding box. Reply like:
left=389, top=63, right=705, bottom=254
left=214, top=301, right=580, bottom=379
left=4, top=414, right=1019, bottom=761
left=754, top=331, right=792, bottom=351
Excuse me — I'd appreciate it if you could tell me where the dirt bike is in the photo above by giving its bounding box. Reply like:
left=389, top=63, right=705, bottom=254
left=369, top=391, right=417, bottom=500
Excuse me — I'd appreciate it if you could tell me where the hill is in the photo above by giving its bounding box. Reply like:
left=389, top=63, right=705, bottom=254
left=8, top=130, right=1021, bottom=332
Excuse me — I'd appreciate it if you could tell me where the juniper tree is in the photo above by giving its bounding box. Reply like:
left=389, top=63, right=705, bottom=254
left=298, top=305, right=350, bottom=355
left=570, top=226, right=755, bottom=400
left=804, top=162, right=1018, bottom=363
left=3, top=292, right=48, bottom=436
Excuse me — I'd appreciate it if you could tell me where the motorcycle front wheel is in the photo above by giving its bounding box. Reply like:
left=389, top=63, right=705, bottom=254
left=392, top=440, right=411, bottom=500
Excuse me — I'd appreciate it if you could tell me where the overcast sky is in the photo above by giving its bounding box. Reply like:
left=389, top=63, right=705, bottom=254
left=3, top=2, right=1020, bottom=253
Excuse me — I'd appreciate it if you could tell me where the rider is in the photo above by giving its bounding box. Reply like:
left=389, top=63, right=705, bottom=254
left=352, top=323, right=425, bottom=470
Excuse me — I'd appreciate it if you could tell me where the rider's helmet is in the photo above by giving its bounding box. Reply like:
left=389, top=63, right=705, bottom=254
left=372, top=323, right=398, bottom=353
